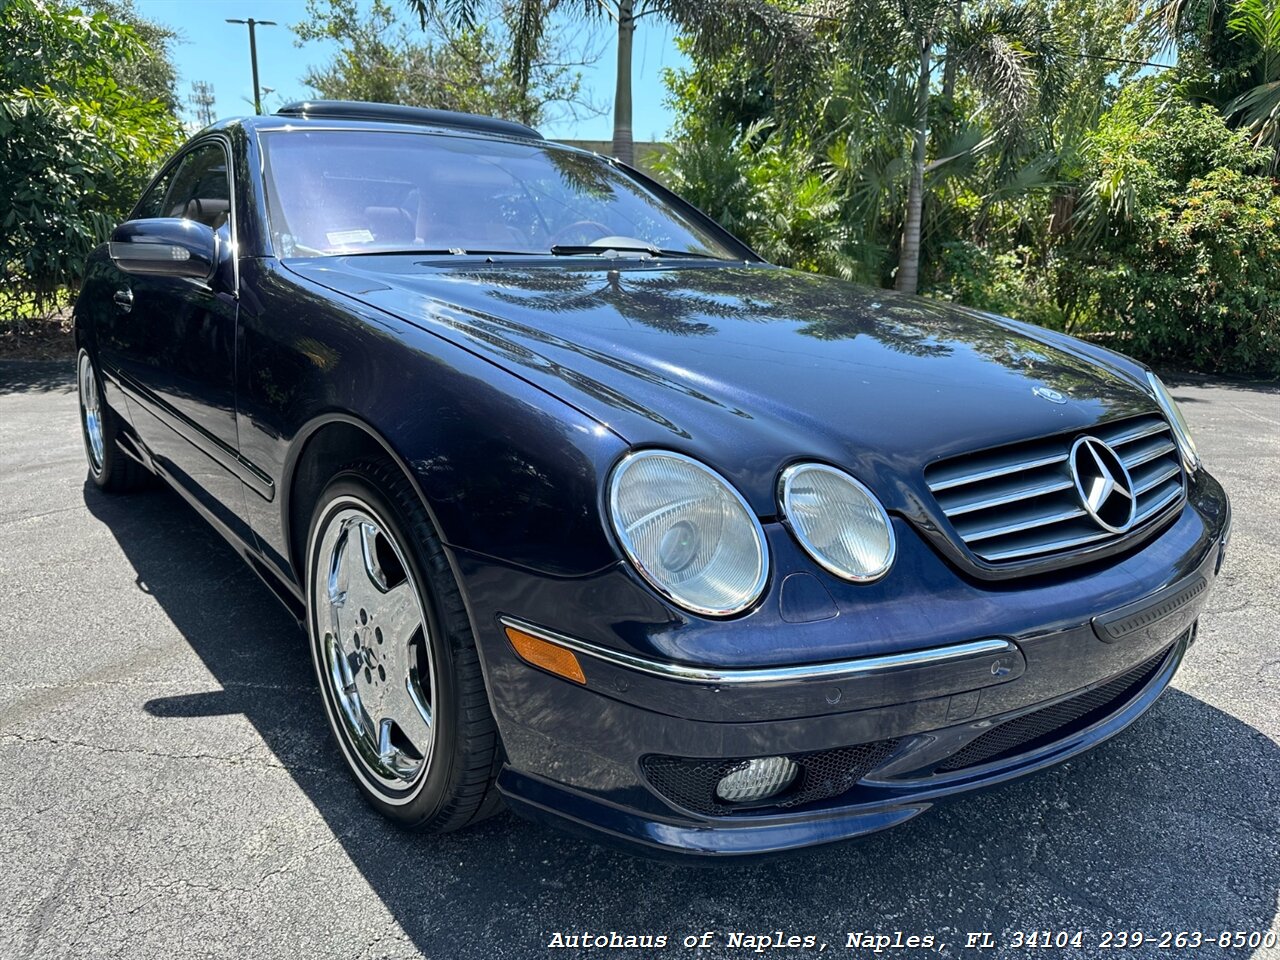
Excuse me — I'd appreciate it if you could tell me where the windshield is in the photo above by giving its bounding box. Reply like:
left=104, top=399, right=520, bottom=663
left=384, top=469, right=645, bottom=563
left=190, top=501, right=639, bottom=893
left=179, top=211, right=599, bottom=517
left=259, top=129, right=737, bottom=260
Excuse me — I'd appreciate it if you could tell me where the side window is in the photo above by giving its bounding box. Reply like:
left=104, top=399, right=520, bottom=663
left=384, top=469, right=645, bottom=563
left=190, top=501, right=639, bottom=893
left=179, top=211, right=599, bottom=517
left=160, top=143, right=232, bottom=231
left=133, top=167, right=177, bottom=220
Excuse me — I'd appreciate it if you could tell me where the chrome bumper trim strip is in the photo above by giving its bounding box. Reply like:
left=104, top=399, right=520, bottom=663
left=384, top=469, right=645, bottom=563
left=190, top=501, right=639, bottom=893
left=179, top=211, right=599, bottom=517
left=499, top=616, right=1014, bottom=686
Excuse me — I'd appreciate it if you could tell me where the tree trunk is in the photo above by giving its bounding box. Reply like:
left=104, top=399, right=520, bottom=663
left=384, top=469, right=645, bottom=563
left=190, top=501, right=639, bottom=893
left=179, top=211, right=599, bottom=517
left=611, top=0, right=635, bottom=166
left=896, top=34, right=931, bottom=295
left=941, top=0, right=961, bottom=103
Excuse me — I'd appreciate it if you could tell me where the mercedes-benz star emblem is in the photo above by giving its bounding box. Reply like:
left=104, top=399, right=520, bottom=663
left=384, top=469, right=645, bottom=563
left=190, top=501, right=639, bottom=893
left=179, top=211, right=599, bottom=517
left=1070, top=436, right=1136, bottom=533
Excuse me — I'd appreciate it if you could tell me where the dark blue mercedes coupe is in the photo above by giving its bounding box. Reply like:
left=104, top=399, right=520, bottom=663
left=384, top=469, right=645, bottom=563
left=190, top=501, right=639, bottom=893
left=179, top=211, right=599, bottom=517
left=73, top=100, right=1231, bottom=857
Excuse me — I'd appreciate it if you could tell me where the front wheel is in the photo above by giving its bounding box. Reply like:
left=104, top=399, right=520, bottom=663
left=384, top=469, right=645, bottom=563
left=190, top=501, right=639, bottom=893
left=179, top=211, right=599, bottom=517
left=305, top=459, right=501, bottom=831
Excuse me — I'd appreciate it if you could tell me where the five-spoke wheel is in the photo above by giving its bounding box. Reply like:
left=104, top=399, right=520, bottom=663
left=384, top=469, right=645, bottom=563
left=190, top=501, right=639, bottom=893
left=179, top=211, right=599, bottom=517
left=306, top=460, right=500, bottom=829
left=314, top=502, right=437, bottom=793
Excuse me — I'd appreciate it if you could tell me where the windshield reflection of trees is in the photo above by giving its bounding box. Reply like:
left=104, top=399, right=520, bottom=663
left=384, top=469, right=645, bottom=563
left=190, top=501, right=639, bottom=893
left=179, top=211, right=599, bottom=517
left=538, top=148, right=719, bottom=254
left=477, top=268, right=967, bottom=354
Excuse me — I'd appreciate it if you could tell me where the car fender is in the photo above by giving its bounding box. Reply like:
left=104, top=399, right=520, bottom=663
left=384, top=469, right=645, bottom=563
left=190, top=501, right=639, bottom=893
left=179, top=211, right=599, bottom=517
left=236, top=259, right=631, bottom=587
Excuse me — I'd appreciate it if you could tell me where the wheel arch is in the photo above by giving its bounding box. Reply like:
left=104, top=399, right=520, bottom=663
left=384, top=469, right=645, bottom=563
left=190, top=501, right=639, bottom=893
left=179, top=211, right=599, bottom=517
left=283, top=413, right=444, bottom=596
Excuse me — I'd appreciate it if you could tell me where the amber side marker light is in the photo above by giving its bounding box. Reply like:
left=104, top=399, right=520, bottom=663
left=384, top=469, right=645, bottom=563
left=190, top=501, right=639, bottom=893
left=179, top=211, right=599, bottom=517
left=504, top=625, right=587, bottom=684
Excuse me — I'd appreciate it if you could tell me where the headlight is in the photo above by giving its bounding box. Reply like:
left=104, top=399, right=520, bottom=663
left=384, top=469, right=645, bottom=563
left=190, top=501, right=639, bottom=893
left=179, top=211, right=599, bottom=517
left=1146, top=372, right=1199, bottom=472
left=608, top=451, right=768, bottom=616
left=778, top=463, right=895, bottom=582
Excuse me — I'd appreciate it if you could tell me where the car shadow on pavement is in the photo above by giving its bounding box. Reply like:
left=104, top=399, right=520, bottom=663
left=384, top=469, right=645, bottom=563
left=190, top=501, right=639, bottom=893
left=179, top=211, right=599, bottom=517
left=83, top=480, right=1279, bottom=956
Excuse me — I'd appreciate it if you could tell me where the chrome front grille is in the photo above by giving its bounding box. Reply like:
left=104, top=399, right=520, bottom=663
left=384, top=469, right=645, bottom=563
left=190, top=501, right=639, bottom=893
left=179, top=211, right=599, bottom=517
left=925, top=414, right=1185, bottom=564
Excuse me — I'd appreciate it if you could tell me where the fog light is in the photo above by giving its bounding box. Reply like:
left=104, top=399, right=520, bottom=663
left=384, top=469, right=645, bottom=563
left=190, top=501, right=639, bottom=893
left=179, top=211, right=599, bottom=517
left=714, top=756, right=798, bottom=804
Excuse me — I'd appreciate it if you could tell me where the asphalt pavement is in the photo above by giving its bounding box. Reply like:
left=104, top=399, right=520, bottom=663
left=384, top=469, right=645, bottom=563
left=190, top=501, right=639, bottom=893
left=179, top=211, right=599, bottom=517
left=1, top=359, right=1277, bottom=960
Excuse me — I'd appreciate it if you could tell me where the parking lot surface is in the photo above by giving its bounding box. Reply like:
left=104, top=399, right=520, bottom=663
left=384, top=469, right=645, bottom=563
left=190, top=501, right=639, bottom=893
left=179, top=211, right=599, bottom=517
left=1, top=360, right=1277, bottom=959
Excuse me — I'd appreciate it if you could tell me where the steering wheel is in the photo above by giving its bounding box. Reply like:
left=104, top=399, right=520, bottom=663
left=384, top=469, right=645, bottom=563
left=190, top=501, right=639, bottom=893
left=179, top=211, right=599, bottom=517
left=548, top=220, right=612, bottom=246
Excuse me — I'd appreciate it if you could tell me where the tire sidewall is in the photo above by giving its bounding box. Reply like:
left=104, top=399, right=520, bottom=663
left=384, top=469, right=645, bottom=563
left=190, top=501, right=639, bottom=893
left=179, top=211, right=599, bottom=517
left=305, top=470, right=461, bottom=824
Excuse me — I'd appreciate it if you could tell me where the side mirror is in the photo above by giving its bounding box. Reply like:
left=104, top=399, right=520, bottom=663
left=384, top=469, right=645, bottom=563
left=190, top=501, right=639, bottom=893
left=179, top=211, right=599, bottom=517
left=109, top=218, right=218, bottom=280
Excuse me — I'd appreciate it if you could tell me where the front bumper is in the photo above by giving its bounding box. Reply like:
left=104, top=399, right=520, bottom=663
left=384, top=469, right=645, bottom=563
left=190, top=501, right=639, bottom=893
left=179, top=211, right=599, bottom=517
left=498, top=632, right=1189, bottom=857
left=457, top=473, right=1230, bottom=858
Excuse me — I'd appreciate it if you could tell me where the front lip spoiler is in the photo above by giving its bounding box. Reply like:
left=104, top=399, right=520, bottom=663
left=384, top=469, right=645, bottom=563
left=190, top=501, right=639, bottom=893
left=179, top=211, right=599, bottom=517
left=498, top=615, right=1016, bottom=686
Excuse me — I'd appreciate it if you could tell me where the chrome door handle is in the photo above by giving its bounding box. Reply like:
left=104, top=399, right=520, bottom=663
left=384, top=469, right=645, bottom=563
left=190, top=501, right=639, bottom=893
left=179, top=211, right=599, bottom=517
left=112, top=288, right=133, bottom=313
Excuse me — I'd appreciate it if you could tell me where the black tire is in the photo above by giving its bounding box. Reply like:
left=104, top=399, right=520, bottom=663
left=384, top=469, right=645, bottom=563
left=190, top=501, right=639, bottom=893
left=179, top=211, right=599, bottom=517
left=77, top=348, right=151, bottom=493
left=305, top=457, right=501, bottom=831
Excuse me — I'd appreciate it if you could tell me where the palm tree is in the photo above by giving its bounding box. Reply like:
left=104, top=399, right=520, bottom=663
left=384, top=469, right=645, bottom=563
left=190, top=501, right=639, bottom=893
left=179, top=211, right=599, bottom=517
left=408, top=1, right=1053, bottom=290
left=406, top=0, right=818, bottom=167
left=1223, top=0, right=1280, bottom=164
left=406, top=0, right=646, bottom=164
left=1154, top=0, right=1280, bottom=167
left=658, top=0, right=1055, bottom=294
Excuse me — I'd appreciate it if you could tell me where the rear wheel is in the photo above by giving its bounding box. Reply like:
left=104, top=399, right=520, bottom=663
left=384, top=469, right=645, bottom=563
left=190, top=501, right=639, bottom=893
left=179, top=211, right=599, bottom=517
left=305, top=459, right=501, bottom=830
left=77, top=349, right=150, bottom=493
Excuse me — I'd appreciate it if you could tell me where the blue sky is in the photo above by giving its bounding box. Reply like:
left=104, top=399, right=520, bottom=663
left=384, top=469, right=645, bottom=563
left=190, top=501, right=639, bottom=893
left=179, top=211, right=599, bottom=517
left=133, top=0, right=688, bottom=140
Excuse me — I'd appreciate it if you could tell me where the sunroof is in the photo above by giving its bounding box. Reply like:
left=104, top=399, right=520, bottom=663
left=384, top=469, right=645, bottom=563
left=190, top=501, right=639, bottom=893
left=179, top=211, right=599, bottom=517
left=274, top=100, right=543, bottom=141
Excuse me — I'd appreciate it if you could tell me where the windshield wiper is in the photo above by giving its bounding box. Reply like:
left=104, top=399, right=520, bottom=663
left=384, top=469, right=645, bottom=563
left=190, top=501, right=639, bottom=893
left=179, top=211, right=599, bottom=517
left=548, top=243, right=726, bottom=260
left=334, top=245, right=730, bottom=261
left=338, top=248, right=547, bottom=258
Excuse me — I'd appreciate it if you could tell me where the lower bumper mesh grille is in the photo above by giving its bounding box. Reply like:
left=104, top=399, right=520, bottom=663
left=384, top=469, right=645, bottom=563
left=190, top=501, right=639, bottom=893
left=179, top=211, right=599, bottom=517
left=937, top=646, right=1171, bottom=772
left=642, top=740, right=901, bottom=818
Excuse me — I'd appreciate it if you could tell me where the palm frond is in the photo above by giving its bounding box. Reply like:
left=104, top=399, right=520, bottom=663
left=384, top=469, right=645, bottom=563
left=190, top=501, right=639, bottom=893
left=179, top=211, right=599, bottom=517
left=404, top=0, right=482, bottom=30
left=1227, top=0, right=1280, bottom=51
left=508, top=0, right=550, bottom=93
left=947, top=8, right=1041, bottom=124
left=1226, top=77, right=1280, bottom=161
left=649, top=0, right=831, bottom=112
left=1148, top=0, right=1225, bottom=51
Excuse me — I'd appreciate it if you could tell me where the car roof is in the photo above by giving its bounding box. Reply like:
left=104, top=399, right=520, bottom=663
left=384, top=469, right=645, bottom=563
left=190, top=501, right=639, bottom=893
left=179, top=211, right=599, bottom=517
left=201, top=100, right=549, bottom=146
left=275, top=100, right=543, bottom=139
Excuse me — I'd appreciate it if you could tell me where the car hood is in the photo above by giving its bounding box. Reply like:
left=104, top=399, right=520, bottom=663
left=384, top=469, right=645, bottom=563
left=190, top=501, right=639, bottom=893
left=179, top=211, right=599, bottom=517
left=286, top=257, right=1156, bottom=514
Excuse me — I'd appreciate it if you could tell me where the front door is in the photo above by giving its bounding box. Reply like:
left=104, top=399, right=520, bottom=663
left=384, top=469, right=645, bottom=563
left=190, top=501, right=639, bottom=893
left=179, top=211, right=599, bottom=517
left=97, top=140, right=251, bottom=545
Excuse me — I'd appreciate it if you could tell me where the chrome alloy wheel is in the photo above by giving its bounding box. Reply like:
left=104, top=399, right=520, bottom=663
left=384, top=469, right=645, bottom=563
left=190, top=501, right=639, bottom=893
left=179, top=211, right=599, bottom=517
left=312, top=498, right=437, bottom=797
left=78, top=351, right=105, bottom=473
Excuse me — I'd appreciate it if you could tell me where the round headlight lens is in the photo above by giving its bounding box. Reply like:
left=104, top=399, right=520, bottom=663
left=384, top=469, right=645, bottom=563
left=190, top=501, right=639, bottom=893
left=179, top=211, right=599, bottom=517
left=1146, top=372, right=1199, bottom=472
left=779, top=463, right=895, bottom=582
left=608, top=451, right=769, bottom=616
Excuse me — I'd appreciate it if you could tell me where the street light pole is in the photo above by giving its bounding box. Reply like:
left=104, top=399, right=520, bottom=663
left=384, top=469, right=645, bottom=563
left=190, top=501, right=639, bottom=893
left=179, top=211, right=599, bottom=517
left=225, top=17, right=276, bottom=115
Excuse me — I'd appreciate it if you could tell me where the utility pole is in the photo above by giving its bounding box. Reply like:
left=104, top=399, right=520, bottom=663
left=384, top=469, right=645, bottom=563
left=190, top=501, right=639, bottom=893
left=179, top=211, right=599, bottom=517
left=188, top=80, right=216, bottom=127
left=225, top=17, right=276, bottom=115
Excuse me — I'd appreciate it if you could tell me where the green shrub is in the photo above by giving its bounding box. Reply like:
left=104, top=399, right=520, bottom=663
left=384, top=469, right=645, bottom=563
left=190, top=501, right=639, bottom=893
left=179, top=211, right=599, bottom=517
left=929, top=241, right=1066, bottom=331
left=1066, top=93, right=1280, bottom=376
left=1074, top=168, right=1280, bottom=375
left=656, top=122, right=861, bottom=280
left=0, top=0, right=182, bottom=314
left=651, top=121, right=755, bottom=239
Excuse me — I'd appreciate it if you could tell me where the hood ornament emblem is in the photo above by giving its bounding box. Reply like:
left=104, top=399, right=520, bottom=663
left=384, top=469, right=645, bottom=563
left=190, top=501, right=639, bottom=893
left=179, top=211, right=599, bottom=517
left=1070, top=436, right=1136, bottom=533
left=1033, top=385, right=1066, bottom=404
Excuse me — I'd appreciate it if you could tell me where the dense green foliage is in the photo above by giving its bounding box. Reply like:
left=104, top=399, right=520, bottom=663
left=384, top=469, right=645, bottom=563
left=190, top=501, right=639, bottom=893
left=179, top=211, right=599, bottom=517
left=1066, top=90, right=1280, bottom=374
left=1166, top=0, right=1280, bottom=165
left=83, top=0, right=180, bottom=112
left=4, top=0, right=1278, bottom=374
left=0, top=0, right=182, bottom=313
left=657, top=0, right=1280, bottom=376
